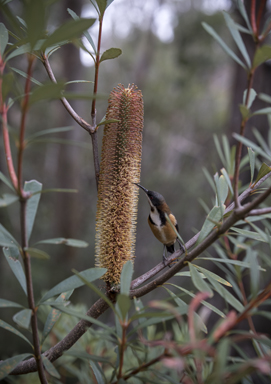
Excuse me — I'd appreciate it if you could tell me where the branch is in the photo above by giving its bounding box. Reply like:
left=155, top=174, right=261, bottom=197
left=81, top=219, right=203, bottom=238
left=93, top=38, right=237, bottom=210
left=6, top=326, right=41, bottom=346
left=10, top=171, right=271, bottom=376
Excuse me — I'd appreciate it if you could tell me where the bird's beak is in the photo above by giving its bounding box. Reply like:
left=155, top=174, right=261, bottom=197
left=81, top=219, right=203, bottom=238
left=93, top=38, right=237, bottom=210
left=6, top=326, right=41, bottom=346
left=134, top=183, right=148, bottom=194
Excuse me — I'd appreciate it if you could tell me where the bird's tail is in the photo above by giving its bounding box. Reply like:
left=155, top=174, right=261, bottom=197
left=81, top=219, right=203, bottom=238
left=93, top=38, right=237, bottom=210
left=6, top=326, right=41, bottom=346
left=166, top=244, right=175, bottom=254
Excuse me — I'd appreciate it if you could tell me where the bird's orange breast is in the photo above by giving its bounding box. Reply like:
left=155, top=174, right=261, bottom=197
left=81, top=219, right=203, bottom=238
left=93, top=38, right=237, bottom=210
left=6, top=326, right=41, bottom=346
left=148, top=213, right=177, bottom=246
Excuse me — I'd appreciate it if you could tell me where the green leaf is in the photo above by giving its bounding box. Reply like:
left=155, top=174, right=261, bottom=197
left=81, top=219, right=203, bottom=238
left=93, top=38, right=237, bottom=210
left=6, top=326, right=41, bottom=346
left=202, top=22, right=246, bottom=69
left=253, top=162, right=271, bottom=186
left=248, top=147, right=255, bottom=184
left=239, top=104, right=250, bottom=120
left=11, top=67, right=42, bottom=86
left=13, top=309, right=32, bottom=329
left=6, top=43, right=31, bottom=61
left=0, top=225, right=20, bottom=248
left=207, top=277, right=244, bottom=312
left=0, top=298, right=23, bottom=308
left=223, top=12, right=251, bottom=68
left=65, top=350, right=113, bottom=366
left=51, top=304, right=117, bottom=335
left=42, top=355, right=60, bottom=379
left=0, top=353, right=33, bottom=380
left=237, top=0, right=252, bottom=32
left=100, top=47, right=122, bottom=62
left=89, top=360, right=106, bottom=384
left=0, top=193, right=19, bottom=207
left=215, top=173, right=228, bottom=207
left=24, top=180, right=42, bottom=241
left=41, top=18, right=96, bottom=50
left=3, top=247, right=27, bottom=295
left=191, top=265, right=232, bottom=287
left=0, top=22, right=8, bottom=56
left=253, top=45, right=271, bottom=68
left=35, top=238, right=88, bottom=248
left=189, top=263, right=213, bottom=296
left=40, top=267, right=107, bottom=303
left=95, top=0, right=107, bottom=15
left=29, top=82, right=65, bottom=105
left=197, top=206, right=222, bottom=244
left=197, top=256, right=265, bottom=271
left=24, top=0, right=46, bottom=50
left=231, top=227, right=267, bottom=242
left=253, top=107, right=271, bottom=115
left=120, top=260, right=133, bottom=295
left=26, top=126, right=73, bottom=141
left=0, top=319, right=32, bottom=346
left=42, top=290, right=73, bottom=343
left=0, top=171, right=14, bottom=190
left=259, top=93, right=271, bottom=104
left=243, top=88, right=257, bottom=109
left=25, top=247, right=50, bottom=259
left=221, top=168, right=233, bottom=195
left=67, top=8, right=96, bottom=53
left=96, top=118, right=120, bottom=127
left=247, top=249, right=259, bottom=297
left=116, top=293, right=131, bottom=320
left=214, top=134, right=226, bottom=166
left=233, top=133, right=271, bottom=162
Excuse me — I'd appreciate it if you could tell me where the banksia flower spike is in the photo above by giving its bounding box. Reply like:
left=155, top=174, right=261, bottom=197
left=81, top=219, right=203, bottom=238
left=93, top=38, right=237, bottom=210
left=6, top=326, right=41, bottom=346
left=95, top=84, right=144, bottom=286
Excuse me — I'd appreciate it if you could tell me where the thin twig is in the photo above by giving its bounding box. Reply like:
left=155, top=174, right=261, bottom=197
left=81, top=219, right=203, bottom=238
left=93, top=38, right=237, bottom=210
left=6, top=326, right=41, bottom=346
left=117, top=322, right=128, bottom=380
left=251, top=0, right=257, bottom=36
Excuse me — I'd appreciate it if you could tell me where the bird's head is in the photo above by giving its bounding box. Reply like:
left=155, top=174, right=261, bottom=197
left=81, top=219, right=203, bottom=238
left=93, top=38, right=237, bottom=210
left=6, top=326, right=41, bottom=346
left=134, top=183, right=165, bottom=209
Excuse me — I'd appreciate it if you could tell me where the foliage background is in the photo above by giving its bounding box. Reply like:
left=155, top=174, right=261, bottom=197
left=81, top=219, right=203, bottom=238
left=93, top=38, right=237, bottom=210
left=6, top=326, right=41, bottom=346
left=1, top=0, right=271, bottom=381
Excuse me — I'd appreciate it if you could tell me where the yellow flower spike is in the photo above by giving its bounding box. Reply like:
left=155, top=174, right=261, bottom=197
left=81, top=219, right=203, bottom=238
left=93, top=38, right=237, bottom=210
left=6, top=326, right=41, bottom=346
left=95, top=84, right=144, bottom=286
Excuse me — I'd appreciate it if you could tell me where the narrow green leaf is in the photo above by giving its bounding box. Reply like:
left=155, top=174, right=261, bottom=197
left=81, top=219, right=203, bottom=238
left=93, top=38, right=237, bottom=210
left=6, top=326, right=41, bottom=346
left=192, top=264, right=232, bottom=287
left=6, top=43, right=31, bottom=61
left=89, top=360, right=106, bottom=384
left=95, top=0, right=107, bottom=15
left=67, top=8, right=96, bottom=53
left=29, top=82, right=65, bottom=104
left=253, top=162, right=271, bottom=186
left=40, top=267, right=107, bottom=303
left=247, top=249, right=259, bottom=297
left=231, top=227, right=267, bottom=242
left=31, top=188, right=78, bottom=195
left=239, top=104, right=250, bottom=120
left=233, top=133, right=271, bottom=161
left=197, top=257, right=265, bottom=271
left=214, top=134, right=226, bottom=166
left=253, top=128, right=271, bottom=156
left=248, top=147, right=255, bottom=184
left=120, top=260, right=133, bottom=295
left=222, top=135, right=231, bottom=171
left=197, top=206, right=222, bottom=244
left=202, top=167, right=216, bottom=192
left=41, top=18, right=96, bottom=50
left=223, top=12, right=251, bottom=67
left=3, top=247, right=27, bottom=295
left=202, top=22, right=246, bottom=69
left=215, top=174, right=228, bottom=206
left=42, top=355, right=60, bottom=379
left=243, top=88, right=257, bottom=109
left=237, top=0, right=252, bottom=31
left=0, top=225, right=20, bottom=248
left=259, top=92, right=271, bottom=104
left=65, top=350, right=113, bottom=366
left=65, top=79, right=94, bottom=84
left=0, top=22, right=9, bottom=55
left=35, top=238, right=88, bottom=247
left=97, top=118, right=120, bottom=127
left=253, top=45, right=271, bottom=68
left=24, top=0, right=46, bottom=50
left=71, top=269, right=116, bottom=314
left=0, top=353, right=33, bottom=380
left=0, top=171, right=14, bottom=190
left=221, top=168, right=233, bottom=195
left=25, top=247, right=50, bottom=259
left=0, top=193, right=19, bottom=207
left=52, top=304, right=117, bottom=335
left=26, top=126, right=73, bottom=141
left=13, top=309, right=32, bottom=329
left=0, top=298, right=23, bottom=308
left=42, top=291, right=73, bottom=343
left=100, top=47, right=122, bottom=62
left=0, top=319, right=32, bottom=346
left=24, top=180, right=42, bottom=241
left=116, top=293, right=131, bottom=320
left=207, top=277, right=244, bottom=312
left=11, top=67, right=42, bottom=85
left=189, top=263, right=213, bottom=296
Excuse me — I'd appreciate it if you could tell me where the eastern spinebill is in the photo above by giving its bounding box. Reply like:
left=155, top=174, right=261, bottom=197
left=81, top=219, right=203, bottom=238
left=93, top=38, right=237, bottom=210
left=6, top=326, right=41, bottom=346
left=135, top=183, right=185, bottom=266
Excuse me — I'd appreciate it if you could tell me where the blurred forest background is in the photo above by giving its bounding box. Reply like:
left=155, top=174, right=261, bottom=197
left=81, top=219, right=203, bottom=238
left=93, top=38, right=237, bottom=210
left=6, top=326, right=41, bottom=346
left=1, top=0, right=271, bottom=360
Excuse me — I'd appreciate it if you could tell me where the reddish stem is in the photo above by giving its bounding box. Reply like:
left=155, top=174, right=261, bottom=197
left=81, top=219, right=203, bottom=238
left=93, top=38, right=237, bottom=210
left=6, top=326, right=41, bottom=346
left=17, top=55, right=35, bottom=195
left=256, top=0, right=267, bottom=34
left=251, top=0, right=257, bottom=36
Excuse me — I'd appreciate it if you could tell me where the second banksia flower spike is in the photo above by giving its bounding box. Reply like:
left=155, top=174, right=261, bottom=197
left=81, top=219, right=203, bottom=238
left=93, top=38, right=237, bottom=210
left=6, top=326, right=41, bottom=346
left=95, top=84, right=144, bottom=286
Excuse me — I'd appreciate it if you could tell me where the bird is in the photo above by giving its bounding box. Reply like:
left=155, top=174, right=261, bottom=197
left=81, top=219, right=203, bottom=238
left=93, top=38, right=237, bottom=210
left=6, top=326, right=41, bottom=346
left=135, top=183, right=185, bottom=266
